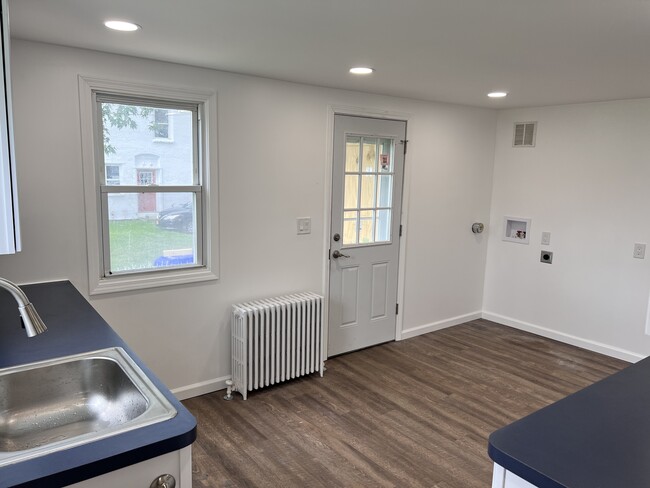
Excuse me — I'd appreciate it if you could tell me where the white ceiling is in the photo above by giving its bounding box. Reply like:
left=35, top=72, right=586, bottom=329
left=9, top=0, right=650, bottom=108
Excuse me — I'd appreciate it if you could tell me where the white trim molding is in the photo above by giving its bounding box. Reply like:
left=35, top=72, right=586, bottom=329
left=483, top=311, right=644, bottom=363
left=171, top=375, right=231, bottom=401
left=401, top=311, right=483, bottom=340
left=322, top=103, right=413, bottom=357
left=77, top=75, right=220, bottom=295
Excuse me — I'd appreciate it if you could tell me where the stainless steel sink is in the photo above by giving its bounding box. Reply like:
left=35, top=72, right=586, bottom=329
left=0, top=347, right=176, bottom=467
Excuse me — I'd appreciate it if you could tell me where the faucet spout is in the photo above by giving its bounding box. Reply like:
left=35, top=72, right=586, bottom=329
left=0, top=277, right=47, bottom=337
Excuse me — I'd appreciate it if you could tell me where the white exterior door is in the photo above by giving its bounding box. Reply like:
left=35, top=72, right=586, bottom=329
left=328, top=115, right=407, bottom=356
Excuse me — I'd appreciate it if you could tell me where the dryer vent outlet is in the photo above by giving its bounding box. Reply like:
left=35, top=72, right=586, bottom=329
left=540, top=251, right=553, bottom=264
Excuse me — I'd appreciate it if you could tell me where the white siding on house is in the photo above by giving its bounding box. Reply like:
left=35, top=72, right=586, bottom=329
left=103, top=108, right=193, bottom=220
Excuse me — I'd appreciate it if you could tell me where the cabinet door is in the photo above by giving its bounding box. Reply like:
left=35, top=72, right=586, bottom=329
left=67, top=446, right=192, bottom=488
left=0, top=0, right=20, bottom=255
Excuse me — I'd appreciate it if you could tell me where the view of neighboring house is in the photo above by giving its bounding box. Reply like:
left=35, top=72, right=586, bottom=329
left=104, top=106, right=193, bottom=221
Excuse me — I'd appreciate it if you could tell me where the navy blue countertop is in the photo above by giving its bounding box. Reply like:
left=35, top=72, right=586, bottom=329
left=488, top=356, right=650, bottom=488
left=0, top=281, right=197, bottom=488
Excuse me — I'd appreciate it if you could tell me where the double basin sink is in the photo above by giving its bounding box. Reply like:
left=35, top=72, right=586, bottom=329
left=0, top=347, right=176, bottom=467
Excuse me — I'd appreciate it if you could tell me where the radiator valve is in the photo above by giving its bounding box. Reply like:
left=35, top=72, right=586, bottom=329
left=224, top=379, right=234, bottom=401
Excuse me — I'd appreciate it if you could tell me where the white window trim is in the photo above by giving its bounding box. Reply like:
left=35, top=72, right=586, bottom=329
left=78, top=75, right=219, bottom=295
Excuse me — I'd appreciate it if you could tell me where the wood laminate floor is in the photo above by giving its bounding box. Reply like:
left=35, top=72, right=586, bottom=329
left=183, top=320, right=629, bottom=487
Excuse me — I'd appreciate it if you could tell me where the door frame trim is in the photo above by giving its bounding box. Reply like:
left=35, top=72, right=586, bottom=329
left=322, top=104, right=412, bottom=358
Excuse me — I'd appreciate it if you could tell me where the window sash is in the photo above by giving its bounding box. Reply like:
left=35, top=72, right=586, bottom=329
left=95, top=95, right=200, bottom=186
left=94, top=93, right=204, bottom=278
left=100, top=189, right=204, bottom=277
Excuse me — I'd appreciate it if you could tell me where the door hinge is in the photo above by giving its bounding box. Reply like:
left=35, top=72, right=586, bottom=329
left=396, top=303, right=399, bottom=315
left=399, top=224, right=403, bottom=237
left=400, top=139, right=409, bottom=154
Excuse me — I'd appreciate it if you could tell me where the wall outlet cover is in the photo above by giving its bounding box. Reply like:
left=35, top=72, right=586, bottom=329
left=540, top=251, right=553, bottom=264
left=634, top=243, right=646, bottom=259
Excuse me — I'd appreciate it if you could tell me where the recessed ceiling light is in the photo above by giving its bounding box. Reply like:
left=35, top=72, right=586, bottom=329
left=349, top=67, right=374, bottom=75
left=487, top=91, right=508, bottom=98
left=104, top=20, right=141, bottom=32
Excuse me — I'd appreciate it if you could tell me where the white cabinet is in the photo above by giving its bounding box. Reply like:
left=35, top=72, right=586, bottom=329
left=0, top=0, right=20, bottom=255
left=491, top=463, right=537, bottom=488
left=67, top=446, right=192, bottom=488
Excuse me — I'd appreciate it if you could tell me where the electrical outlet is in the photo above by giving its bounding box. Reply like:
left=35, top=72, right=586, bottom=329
left=634, top=243, right=646, bottom=259
left=540, top=251, right=553, bottom=264
left=297, top=218, right=311, bottom=235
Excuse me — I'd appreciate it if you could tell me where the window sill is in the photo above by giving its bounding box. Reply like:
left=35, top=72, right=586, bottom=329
left=90, top=267, right=218, bottom=295
left=152, top=137, right=174, bottom=144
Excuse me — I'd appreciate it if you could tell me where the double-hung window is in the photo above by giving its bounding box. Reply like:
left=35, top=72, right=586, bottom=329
left=79, top=77, right=217, bottom=294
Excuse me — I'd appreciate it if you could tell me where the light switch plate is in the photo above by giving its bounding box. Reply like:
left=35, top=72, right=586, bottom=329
left=541, top=232, right=551, bottom=246
left=297, top=218, right=311, bottom=235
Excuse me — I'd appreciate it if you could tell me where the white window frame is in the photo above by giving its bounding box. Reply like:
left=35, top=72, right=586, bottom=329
left=78, top=76, right=218, bottom=295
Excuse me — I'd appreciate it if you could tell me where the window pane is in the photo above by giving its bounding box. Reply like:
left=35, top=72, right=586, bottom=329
left=344, top=175, right=359, bottom=209
left=375, top=209, right=391, bottom=242
left=345, top=136, right=360, bottom=172
left=362, top=138, right=377, bottom=172
left=360, top=175, right=376, bottom=208
left=343, top=211, right=358, bottom=245
left=101, top=102, right=193, bottom=185
left=359, top=210, right=374, bottom=244
left=377, top=175, right=393, bottom=208
left=107, top=192, right=197, bottom=273
left=379, top=138, right=393, bottom=172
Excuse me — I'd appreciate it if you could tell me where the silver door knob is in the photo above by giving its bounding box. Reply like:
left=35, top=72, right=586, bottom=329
left=332, top=250, right=350, bottom=259
left=150, top=474, right=176, bottom=488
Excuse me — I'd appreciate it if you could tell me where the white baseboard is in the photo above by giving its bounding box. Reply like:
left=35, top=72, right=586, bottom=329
left=401, top=311, right=482, bottom=340
left=482, top=311, right=644, bottom=363
left=171, top=375, right=230, bottom=401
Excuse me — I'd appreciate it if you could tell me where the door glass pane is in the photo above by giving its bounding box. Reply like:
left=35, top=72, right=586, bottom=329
left=101, top=102, right=194, bottom=185
left=375, top=209, right=391, bottom=242
left=359, top=210, right=374, bottom=244
left=343, top=211, right=358, bottom=245
left=360, top=175, right=376, bottom=208
left=377, top=175, right=393, bottom=208
left=379, top=138, right=393, bottom=172
left=362, top=138, right=377, bottom=172
left=345, top=136, right=360, bottom=172
left=340, top=136, right=396, bottom=246
left=107, top=192, right=197, bottom=273
left=344, top=175, right=359, bottom=209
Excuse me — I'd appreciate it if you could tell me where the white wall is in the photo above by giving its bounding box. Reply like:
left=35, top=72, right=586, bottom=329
left=484, top=99, right=650, bottom=362
left=0, top=40, right=496, bottom=397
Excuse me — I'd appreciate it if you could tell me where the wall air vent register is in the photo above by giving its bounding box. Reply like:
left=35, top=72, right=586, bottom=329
left=513, top=122, right=537, bottom=147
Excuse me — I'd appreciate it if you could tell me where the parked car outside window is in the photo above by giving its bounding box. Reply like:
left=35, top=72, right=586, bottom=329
left=157, top=202, right=193, bottom=233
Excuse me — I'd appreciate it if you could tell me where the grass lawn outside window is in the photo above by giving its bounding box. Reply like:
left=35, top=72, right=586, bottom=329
left=108, top=220, right=193, bottom=273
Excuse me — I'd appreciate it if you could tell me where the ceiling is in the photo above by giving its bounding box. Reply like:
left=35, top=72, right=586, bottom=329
left=9, top=0, right=650, bottom=108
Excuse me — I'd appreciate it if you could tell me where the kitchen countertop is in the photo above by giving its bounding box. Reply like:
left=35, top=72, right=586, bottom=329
left=488, top=355, right=650, bottom=488
left=0, top=281, right=197, bottom=488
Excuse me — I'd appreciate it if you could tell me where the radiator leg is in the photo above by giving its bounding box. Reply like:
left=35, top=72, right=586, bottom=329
left=223, top=379, right=234, bottom=401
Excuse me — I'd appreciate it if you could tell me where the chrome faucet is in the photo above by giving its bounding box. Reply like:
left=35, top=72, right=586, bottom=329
left=0, top=277, right=47, bottom=337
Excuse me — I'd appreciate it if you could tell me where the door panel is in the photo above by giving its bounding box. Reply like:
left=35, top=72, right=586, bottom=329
left=328, top=115, right=406, bottom=356
left=341, top=266, right=359, bottom=326
left=371, top=262, right=389, bottom=319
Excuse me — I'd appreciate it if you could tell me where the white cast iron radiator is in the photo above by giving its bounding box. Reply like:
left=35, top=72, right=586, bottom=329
left=231, top=292, right=324, bottom=400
